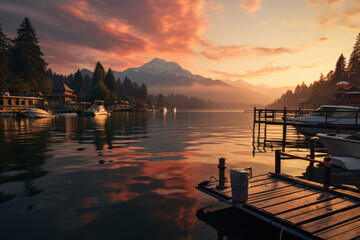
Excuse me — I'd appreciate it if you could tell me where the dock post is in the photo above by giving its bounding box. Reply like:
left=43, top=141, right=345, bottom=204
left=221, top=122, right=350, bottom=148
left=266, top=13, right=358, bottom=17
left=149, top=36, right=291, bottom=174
left=216, top=158, right=227, bottom=189
left=264, top=109, right=267, bottom=145
left=253, top=107, right=256, bottom=138
left=257, top=109, right=261, bottom=145
left=282, top=107, right=287, bottom=152
left=275, top=150, right=281, bottom=174
left=309, top=136, right=318, bottom=168
left=323, top=157, right=331, bottom=188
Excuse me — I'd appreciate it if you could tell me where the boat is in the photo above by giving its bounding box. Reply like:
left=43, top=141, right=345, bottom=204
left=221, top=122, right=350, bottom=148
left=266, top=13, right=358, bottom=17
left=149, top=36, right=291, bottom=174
left=26, top=108, right=54, bottom=118
left=159, top=107, right=167, bottom=113
left=288, top=105, right=360, bottom=137
left=84, top=100, right=108, bottom=116
left=317, top=133, right=360, bottom=170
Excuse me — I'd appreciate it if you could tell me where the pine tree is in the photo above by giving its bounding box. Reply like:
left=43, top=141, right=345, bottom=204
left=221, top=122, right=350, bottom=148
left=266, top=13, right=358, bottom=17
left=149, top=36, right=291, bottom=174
left=91, top=62, right=105, bottom=88
left=332, top=54, right=346, bottom=84
left=139, top=83, right=147, bottom=100
left=72, top=69, right=85, bottom=98
left=123, top=77, right=133, bottom=97
left=0, top=22, right=11, bottom=91
left=104, top=68, right=117, bottom=93
left=116, top=78, right=124, bottom=99
left=11, top=17, right=51, bottom=92
left=347, top=33, right=360, bottom=84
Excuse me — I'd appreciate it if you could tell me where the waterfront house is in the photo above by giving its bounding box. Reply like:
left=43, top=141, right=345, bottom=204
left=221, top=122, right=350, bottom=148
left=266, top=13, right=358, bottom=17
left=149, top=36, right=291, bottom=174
left=47, top=80, right=77, bottom=108
left=0, top=92, right=45, bottom=113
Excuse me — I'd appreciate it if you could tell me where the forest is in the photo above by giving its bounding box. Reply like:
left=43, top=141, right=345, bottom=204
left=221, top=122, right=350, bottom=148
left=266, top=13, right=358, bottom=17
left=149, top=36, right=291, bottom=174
left=268, top=33, right=360, bottom=109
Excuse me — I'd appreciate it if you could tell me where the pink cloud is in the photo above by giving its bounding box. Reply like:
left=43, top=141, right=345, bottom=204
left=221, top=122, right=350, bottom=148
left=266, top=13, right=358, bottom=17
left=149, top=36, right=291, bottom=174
left=211, top=65, right=292, bottom=79
left=200, top=40, right=299, bottom=60
left=316, top=1, right=360, bottom=29
left=308, top=0, right=344, bottom=7
left=239, top=0, right=261, bottom=13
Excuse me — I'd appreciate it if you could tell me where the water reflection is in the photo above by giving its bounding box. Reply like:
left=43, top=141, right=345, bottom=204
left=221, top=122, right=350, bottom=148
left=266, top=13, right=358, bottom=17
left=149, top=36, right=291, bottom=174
left=0, top=111, right=358, bottom=239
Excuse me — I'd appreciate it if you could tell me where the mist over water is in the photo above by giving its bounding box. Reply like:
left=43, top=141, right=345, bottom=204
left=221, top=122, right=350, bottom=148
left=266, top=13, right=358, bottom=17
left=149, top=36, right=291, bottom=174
left=0, top=111, right=356, bottom=239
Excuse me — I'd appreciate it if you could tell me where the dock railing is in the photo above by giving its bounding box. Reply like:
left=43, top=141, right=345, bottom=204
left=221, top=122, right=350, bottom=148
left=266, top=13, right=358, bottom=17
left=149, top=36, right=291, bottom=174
left=274, top=150, right=332, bottom=188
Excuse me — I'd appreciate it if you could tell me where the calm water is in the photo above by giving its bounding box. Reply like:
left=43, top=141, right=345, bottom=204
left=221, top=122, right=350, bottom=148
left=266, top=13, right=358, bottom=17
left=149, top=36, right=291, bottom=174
left=0, top=111, right=357, bottom=239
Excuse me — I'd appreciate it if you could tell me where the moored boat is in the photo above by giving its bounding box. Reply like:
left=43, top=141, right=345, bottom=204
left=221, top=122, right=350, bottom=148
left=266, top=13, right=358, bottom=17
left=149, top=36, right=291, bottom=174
left=317, top=133, right=360, bottom=170
left=27, top=108, right=54, bottom=118
left=84, top=100, right=108, bottom=116
left=289, top=105, right=360, bottom=137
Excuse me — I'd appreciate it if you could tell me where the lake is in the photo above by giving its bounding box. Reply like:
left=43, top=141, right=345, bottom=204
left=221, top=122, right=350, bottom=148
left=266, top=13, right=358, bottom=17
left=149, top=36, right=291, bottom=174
left=0, top=111, right=356, bottom=239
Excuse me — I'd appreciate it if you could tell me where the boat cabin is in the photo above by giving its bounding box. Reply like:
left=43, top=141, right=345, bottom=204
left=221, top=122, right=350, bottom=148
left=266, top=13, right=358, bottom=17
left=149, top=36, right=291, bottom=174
left=0, top=93, right=45, bottom=112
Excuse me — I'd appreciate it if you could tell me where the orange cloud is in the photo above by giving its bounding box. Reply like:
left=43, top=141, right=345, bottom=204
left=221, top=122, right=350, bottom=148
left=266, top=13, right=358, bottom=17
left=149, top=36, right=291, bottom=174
left=308, top=0, right=344, bottom=7
left=211, top=65, right=292, bottom=79
left=239, top=0, right=261, bottom=13
left=200, top=40, right=298, bottom=60
left=316, top=1, right=360, bottom=29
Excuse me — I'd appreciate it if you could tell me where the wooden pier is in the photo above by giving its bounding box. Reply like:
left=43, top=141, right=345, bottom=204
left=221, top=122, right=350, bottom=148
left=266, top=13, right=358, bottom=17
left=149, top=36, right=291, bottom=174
left=196, top=152, right=360, bottom=240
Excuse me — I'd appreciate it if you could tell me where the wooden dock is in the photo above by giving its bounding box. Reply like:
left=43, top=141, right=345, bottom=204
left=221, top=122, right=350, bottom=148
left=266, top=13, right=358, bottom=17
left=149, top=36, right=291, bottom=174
left=196, top=153, right=360, bottom=240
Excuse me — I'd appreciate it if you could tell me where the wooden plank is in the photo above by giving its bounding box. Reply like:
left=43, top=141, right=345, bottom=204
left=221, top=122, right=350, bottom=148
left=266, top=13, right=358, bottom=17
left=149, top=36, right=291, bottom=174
left=316, top=217, right=360, bottom=240
left=261, top=191, right=335, bottom=214
left=250, top=177, right=281, bottom=187
left=286, top=198, right=357, bottom=224
left=300, top=205, right=360, bottom=233
left=248, top=185, right=308, bottom=201
left=276, top=197, right=342, bottom=218
left=248, top=180, right=294, bottom=195
left=250, top=188, right=317, bottom=208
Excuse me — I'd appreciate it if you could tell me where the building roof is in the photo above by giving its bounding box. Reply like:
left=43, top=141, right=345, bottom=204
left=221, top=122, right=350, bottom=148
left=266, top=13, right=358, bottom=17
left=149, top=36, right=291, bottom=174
left=53, top=80, right=74, bottom=92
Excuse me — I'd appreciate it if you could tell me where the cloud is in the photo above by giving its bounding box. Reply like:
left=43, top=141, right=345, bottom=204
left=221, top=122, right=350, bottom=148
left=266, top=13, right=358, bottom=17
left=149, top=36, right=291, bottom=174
left=308, top=0, right=344, bottom=7
left=0, top=0, right=206, bottom=72
left=211, top=65, right=292, bottom=79
left=239, top=0, right=261, bottom=13
left=206, top=0, right=224, bottom=14
left=200, top=40, right=299, bottom=60
left=315, top=1, right=360, bottom=30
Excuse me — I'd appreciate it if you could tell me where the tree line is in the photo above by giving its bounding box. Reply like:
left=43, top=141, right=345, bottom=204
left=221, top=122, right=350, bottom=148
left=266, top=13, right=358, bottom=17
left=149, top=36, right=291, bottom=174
left=47, top=63, right=148, bottom=105
left=268, top=33, right=360, bottom=109
left=0, top=17, right=147, bottom=105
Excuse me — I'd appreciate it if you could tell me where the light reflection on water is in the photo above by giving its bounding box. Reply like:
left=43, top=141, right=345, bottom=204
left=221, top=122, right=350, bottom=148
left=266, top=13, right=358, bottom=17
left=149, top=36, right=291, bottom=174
left=0, top=111, right=358, bottom=239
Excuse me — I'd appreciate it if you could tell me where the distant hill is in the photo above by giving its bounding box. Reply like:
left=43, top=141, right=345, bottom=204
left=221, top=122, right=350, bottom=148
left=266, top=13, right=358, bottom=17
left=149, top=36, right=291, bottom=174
left=80, top=58, right=281, bottom=105
left=223, top=79, right=295, bottom=101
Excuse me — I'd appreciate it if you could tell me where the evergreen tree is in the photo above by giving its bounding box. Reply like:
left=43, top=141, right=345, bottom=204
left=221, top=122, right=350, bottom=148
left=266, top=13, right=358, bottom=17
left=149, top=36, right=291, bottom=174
left=11, top=17, right=51, bottom=92
left=139, top=83, right=148, bottom=100
left=132, top=81, right=139, bottom=98
left=91, top=62, right=109, bottom=100
left=123, top=77, right=133, bottom=97
left=332, top=54, right=346, bottom=84
left=104, top=68, right=117, bottom=93
left=72, top=69, right=86, bottom=98
left=0, top=22, right=11, bottom=91
left=116, top=78, right=124, bottom=99
left=91, top=62, right=105, bottom=88
left=91, top=81, right=110, bottom=100
left=347, top=33, right=360, bottom=84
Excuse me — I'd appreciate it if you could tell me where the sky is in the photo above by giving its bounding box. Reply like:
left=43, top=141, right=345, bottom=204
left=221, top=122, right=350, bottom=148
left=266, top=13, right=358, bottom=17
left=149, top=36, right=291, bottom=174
left=0, top=0, right=359, bottom=87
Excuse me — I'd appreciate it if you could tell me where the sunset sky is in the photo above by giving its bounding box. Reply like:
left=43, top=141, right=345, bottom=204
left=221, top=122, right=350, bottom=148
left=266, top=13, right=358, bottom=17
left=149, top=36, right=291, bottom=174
left=0, top=0, right=359, bottom=87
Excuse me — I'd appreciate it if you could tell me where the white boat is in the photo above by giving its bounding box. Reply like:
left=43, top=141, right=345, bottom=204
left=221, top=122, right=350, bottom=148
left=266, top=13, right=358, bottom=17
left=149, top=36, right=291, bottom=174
left=317, top=133, right=360, bottom=170
left=84, top=100, right=108, bottom=116
left=27, top=108, right=54, bottom=118
left=289, top=105, right=360, bottom=137
left=159, top=107, right=167, bottom=113
left=289, top=105, right=360, bottom=125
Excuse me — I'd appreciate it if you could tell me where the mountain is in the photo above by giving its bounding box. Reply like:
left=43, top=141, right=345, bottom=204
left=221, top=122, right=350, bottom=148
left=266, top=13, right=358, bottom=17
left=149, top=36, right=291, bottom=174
left=80, top=58, right=283, bottom=105
left=223, top=79, right=295, bottom=100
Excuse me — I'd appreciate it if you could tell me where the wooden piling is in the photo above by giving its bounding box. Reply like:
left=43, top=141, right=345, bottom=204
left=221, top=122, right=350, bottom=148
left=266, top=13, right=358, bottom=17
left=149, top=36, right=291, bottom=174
left=275, top=150, right=281, bottom=174
left=216, top=158, right=227, bottom=189
left=282, top=107, right=287, bottom=152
